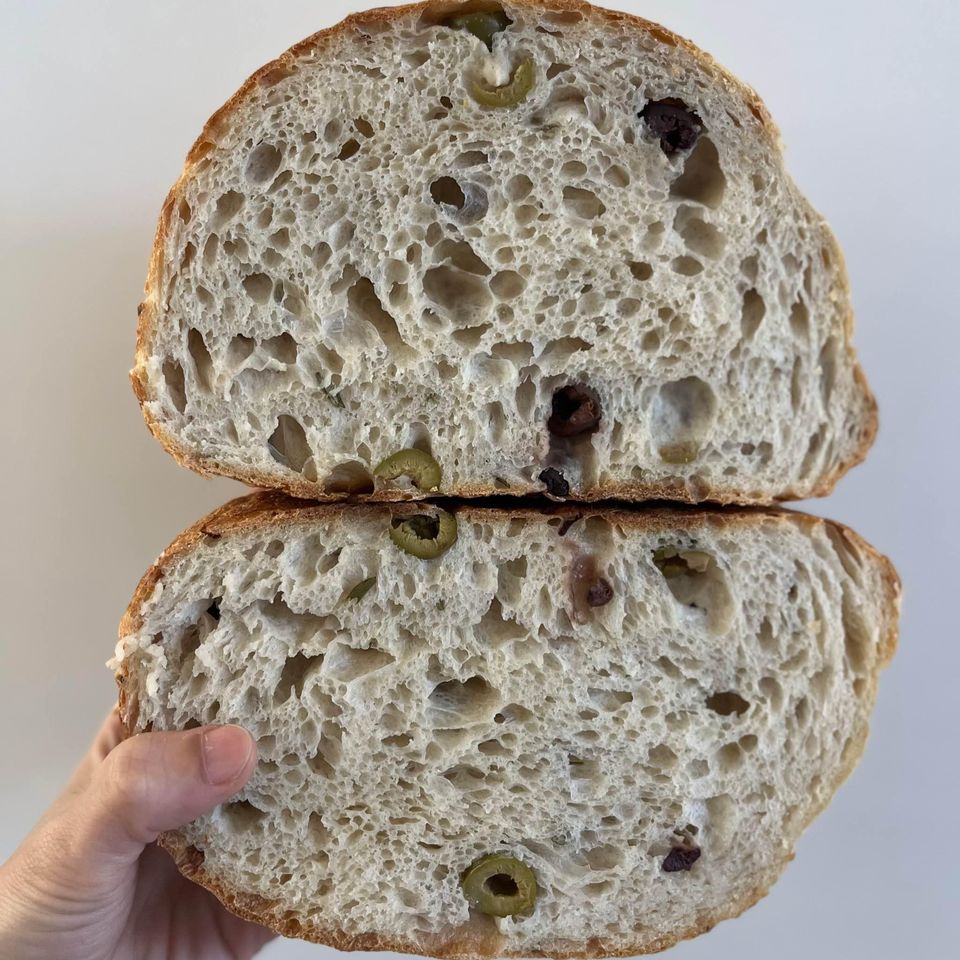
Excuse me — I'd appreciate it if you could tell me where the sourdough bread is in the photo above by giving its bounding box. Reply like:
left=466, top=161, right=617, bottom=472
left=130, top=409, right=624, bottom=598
left=113, top=493, right=899, bottom=956
left=133, top=0, right=876, bottom=505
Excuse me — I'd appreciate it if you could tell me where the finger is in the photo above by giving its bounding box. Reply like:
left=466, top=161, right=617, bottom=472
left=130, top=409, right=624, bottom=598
left=36, top=710, right=125, bottom=832
left=140, top=846, right=278, bottom=956
left=65, top=710, right=125, bottom=796
left=80, top=725, right=256, bottom=868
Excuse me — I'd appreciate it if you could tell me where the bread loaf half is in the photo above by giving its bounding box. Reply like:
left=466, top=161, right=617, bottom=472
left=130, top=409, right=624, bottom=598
left=132, top=0, right=877, bottom=505
left=113, top=492, right=899, bottom=956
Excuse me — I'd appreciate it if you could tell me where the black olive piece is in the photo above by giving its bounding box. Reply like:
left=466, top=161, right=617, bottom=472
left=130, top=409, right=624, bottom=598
left=587, top=579, right=614, bottom=607
left=548, top=384, right=602, bottom=438
left=662, top=846, right=702, bottom=873
left=539, top=468, right=570, bottom=498
left=640, top=99, right=704, bottom=155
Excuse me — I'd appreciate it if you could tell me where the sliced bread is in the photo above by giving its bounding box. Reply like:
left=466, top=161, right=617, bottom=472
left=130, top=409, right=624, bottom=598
left=132, top=0, right=876, bottom=505
left=112, top=492, right=899, bottom=956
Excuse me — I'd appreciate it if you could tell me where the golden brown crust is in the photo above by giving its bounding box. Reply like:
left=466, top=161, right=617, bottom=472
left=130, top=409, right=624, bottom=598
left=117, top=491, right=900, bottom=957
left=132, top=0, right=874, bottom=506
left=155, top=829, right=782, bottom=959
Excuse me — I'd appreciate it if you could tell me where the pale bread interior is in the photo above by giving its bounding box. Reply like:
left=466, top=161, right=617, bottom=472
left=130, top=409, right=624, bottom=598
left=136, top=0, right=874, bottom=504
left=114, top=502, right=896, bottom=956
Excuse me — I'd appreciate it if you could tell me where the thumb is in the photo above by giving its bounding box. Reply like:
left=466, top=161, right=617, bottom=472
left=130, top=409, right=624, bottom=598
left=82, top=725, right=256, bottom=866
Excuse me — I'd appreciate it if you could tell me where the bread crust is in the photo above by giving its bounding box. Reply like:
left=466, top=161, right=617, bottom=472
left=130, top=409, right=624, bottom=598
left=116, top=491, right=900, bottom=958
left=132, top=0, right=877, bottom=507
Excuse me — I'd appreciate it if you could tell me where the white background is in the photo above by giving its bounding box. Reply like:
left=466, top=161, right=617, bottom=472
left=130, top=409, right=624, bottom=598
left=0, top=1, right=957, bottom=958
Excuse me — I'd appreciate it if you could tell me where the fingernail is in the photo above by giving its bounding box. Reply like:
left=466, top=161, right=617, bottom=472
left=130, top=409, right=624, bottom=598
left=200, top=725, right=254, bottom=785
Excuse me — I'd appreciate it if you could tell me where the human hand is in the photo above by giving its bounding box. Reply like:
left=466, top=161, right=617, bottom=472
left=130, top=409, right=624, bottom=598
left=0, top=711, right=275, bottom=960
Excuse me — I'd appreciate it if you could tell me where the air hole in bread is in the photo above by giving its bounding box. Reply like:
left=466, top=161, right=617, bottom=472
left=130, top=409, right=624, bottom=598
left=584, top=844, right=624, bottom=871
left=490, top=271, right=526, bottom=300
left=455, top=148, right=490, bottom=168
left=491, top=340, right=534, bottom=365
left=741, top=289, right=766, bottom=340
left=841, top=586, right=871, bottom=675
left=538, top=338, right=593, bottom=369
left=546, top=62, right=572, bottom=79
left=651, top=377, right=717, bottom=464
left=758, top=676, right=783, bottom=712
left=268, top=416, right=315, bottom=478
left=324, top=642, right=395, bottom=683
left=245, top=143, right=283, bottom=185
left=706, top=691, right=750, bottom=717
left=670, top=137, right=726, bottom=208
left=337, top=139, right=361, bottom=161
left=504, top=174, right=533, bottom=202
left=275, top=652, right=324, bottom=705
left=568, top=756, right=601, bottom=783
left=201, top=234, right=220, bottom=269
left=647, top=744, right=678, bottom=771
left=268, top=228, right=290, bottom=252
left=561, top=160, right=589, bottom=179
left=348, top=277, right=412, bottom=356
left=629, top=261, right=654, bottom=282
left=212, top=190, right=246, bottom=228
left=403, top=48, right=430, bottom=70
left=454, top=324, right=493, bottom=348
left=261, top=333, right=299, bottom=365
left=819, top=336, right=839, bottom=409
left=441, top=763, right=486, bottom=792
left=790, top=298, right=811, bottom=341
left=549, top=384, right=603, bottom=438
left=187, top=329, right=214, bottom=393
left=716, top=742, right=744, bottom=773
left=478, top=597, right=527, bottom=646
left=740, top=254, right=759, bottom=283
left=222, top=800, right=267, bottom=832
left=423, top=266, right=494, bottom=323
left=605, top=164, right=631, bottom=188
left=588, top=689, right=632, bottom=712
left=162, top=359, right=187, bottom=414
left=540, top=86, right=590, bottom=125
left=672, top=256, right=703, bottom=277
left=242, top=272, right=273, bottom=304
left=653, top=548, right=733, bottom=634
left=430, top=676, right=500, bottom=727
left=800, top=426, right=826, bottom=480
left=563, top=186, right=606, bottom=220
left=322, top=461, right=375, bottom=496
left=825, top=525, right=866, bottom=584
left=430, top=177, right=466, bottom=209
left=675, top=208, right=726, bottom=260
left=353, top=117, right=375, bottom=139
left=308, top=750, right=335, bottom=779
left=436, top=239, right=491, bottom=276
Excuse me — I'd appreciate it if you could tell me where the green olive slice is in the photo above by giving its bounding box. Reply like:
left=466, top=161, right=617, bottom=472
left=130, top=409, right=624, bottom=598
left=374, top=449, right=442, bottom=492
left=658, top=441, right=699, bottom=465
left=444, top=10, right=512, bottom=50
left=469, top=58, right=536, bottom=109
left=346, top=577, right=377, bottom=602
left=389, top=510, right=458, bottom=560
left=461, top=853, right=537, bottom=917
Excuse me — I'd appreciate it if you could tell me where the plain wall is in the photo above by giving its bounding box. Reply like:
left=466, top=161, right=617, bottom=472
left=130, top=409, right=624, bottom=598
left=0, top=1, right=957, bottom=958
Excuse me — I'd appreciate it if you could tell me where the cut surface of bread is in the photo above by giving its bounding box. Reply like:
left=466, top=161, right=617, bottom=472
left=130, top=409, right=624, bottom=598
left=133, top=0, right=876, bottom=506
left=113, top=493, right=899, bottom=957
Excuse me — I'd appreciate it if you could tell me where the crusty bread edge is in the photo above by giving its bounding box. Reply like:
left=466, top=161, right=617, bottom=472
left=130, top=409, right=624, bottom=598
left=131, top=0, right=876, bottom=506
left=115, top=491, right=900, bottom=958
